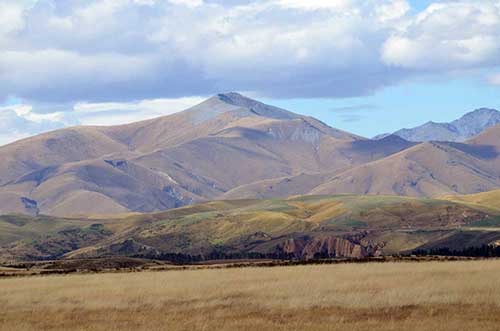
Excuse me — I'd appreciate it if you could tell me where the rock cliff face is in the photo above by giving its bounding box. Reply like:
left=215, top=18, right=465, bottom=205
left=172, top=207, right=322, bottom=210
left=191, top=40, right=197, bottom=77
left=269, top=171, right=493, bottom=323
left=280, top=234, right=383, bottom=259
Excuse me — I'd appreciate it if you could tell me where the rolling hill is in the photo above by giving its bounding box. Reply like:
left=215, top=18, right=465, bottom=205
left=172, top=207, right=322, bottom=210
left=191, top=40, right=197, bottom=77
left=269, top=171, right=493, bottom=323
left=310, top=134, right=500, bottom=197
left=2, top=192, right=500, bottom=262
left=224, top=126, right=500, bottom=199
left=439, top=189, right=500, bottom=213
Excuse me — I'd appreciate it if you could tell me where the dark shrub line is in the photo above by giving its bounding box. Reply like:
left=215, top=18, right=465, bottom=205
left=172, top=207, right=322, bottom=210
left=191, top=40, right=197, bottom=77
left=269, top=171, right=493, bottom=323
left=413, top=244, right=500, bottom=257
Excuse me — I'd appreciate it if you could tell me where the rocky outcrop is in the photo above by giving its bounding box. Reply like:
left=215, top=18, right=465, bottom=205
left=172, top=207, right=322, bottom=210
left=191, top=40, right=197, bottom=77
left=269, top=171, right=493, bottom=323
left=279, top=233, right=383, bottom=259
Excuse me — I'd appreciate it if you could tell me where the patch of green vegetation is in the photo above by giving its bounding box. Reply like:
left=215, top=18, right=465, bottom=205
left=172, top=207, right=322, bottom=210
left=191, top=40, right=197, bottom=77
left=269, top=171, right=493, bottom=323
left=0, top=214, right=34, bottom=227
left=239, top=199, right=296, bottom=213
left=337, top=195, right=418, bottom=211
left=173, top=234, right=193, bottom=250
left=161, top=211, right=220, bottom=227
left=210, top=238, right=225, bottom=245
left=321, top=216, right=368, bottom=229
left=336, top=219, right=369, bottom=228
left=288, top=195, right=343, bottom=202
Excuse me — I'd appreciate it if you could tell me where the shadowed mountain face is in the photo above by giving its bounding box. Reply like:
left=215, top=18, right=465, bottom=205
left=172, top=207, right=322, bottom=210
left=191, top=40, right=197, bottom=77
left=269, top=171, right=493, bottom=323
left=0, top=93, right=415, bottom=216
left=377, top=108, right=500, bottom=142
left=224, top=127, right=500, bottom=199
left=310, top=126, right=500, bottom=197
left=1, top=93, right=500, bottom=217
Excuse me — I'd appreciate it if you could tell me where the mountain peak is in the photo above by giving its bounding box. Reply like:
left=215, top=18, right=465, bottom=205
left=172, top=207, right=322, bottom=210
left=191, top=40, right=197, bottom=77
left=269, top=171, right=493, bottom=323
left=214, top=92, right=267, bottom=109
left=185, top=92, right=299, bottom=124
left=469, top=107, right=498, bottom=114
left=455, top=107, right=499, bottom=121
left=385, top=107, right=500, bottom=142
left=216, top=92, right=247, bottom=104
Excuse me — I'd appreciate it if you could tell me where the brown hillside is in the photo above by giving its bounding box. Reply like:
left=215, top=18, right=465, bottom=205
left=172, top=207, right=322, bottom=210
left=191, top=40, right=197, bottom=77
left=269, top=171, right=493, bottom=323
left=0, top=93, right=416, bottom=216
left=311, top=137, right=500, bottom=197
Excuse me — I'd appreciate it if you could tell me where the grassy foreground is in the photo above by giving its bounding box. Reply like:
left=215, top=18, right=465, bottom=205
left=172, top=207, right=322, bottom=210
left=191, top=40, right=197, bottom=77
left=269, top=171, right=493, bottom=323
left=1, top=261, right=500, bottom=330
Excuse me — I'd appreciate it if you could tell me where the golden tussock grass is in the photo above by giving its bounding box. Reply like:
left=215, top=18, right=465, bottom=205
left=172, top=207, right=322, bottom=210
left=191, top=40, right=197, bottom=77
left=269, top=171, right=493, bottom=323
left=1, top=260, right=500, bottom=330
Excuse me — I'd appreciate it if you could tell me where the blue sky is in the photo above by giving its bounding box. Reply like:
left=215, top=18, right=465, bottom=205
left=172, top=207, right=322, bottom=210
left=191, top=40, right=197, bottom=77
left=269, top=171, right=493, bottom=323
left=409, top=0, right=435, bottom=11
left=268, top=75, right=500, bottom=137
left=1, top=0, right=500, bottom=143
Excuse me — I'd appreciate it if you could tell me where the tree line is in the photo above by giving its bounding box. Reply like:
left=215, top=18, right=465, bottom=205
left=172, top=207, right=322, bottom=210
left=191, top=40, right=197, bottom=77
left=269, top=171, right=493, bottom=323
left=413, top=244, right=500, bottom=257
left=134, top=251, right=298, bottom=264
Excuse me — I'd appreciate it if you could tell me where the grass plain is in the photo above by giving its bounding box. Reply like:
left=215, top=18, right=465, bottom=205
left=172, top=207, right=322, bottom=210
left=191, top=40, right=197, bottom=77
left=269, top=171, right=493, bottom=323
left=1, top=260, right=500, bottom=331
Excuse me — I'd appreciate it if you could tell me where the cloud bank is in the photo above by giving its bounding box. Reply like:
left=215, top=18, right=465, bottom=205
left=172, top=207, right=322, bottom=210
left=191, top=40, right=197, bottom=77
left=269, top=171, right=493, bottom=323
left=2, top=0, right=500, bottom=103
left=0, top=0, right=500, bottom=144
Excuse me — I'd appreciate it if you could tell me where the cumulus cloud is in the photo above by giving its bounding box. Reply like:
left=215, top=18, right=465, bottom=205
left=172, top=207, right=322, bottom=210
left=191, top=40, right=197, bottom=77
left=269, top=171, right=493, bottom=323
left=0, top=2, right=25, bottom=38
left=277, top=0, right=354, bottom=11
left=381, top=1, right=500, bottom=69
left=0, top=1, right=436, bottom=102
left=1, top=0, right=499, bottom=104
left=1, top=0, right=500, bottom=145
left=73, top=96, right=206, bottom=125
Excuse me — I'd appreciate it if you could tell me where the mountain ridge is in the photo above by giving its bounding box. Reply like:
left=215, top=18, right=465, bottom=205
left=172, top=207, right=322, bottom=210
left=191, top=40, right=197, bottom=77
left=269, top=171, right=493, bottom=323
left=1, top=93, right=500, bottom=217
left=375, top=108, right=500, bottom=142
left=0, top=93, right=405, bottom=216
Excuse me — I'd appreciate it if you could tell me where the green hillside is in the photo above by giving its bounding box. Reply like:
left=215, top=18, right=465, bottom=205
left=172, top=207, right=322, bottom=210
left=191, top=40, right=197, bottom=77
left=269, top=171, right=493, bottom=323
left=2, top=194, right=500, bottom=262
left=440, top=189, right=500, bottom=213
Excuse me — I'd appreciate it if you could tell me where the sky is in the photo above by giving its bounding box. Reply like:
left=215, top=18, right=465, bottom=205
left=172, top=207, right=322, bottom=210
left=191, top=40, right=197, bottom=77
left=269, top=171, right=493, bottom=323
left=1, top=0, right=500, bottom=144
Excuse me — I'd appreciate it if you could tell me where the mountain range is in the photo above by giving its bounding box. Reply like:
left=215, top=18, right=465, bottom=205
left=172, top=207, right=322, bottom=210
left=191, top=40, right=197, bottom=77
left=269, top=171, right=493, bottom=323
left=0, top=93, right=500, bottom=217
left=375, top=108, right=500, bottom=142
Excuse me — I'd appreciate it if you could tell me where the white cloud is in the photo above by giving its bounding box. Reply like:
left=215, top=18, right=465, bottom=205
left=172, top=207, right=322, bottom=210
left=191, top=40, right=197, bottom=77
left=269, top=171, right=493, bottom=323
left=169, top=0, right=204, bottom=7
left=277, top=0, right=354, bottom=11
left=0, top=2, right=26, bottom=31
left=382, top=1, right=500, bottom=69
left=0, top=104, right=71, bottom=124
left=0, top=0, right=499, bottom=109
left=0, top=1, right=27, bottom=47
left=0, top=49, right=157, bottom=102
left=0, top=0, right=412, bottom=102
left=488, top=73, right=500, bottom=86
left=376, top=0, right=410, bottom=22
left=0, top=104, right=78, bottom=146
left=73, top=97, right=205, bottom=125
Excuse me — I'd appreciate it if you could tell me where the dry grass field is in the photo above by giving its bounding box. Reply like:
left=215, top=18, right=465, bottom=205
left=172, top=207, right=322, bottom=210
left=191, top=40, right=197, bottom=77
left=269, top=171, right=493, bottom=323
left=1, top=260, right=500, bottom=331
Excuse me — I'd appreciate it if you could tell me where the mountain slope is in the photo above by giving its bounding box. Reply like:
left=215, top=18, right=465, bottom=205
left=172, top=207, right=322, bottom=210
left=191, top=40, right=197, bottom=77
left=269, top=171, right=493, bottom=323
left=0, top=93, right=416, bottom=216
left=2, top=94, right=499, bottom=216
left=380, top=108, right=500, bottom=142
left=439, top=189, right=500, bottom=213
left=223, top=135, right=418, bottom=199
left=312, top=127, right=500, bottom=197
left=0, top=127, right=129, bottom=187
